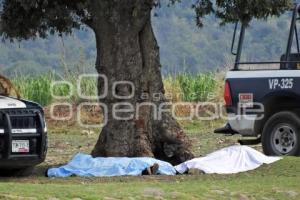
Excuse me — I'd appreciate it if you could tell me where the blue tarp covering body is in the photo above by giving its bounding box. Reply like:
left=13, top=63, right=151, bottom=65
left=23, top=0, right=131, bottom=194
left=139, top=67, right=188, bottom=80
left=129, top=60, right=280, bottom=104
left=47, top=153, right=176, bottom=177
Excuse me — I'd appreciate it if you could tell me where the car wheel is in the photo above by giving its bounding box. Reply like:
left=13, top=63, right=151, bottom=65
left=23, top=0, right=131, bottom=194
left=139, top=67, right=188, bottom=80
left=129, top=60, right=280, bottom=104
left=262, top=111, right=300, bottom=156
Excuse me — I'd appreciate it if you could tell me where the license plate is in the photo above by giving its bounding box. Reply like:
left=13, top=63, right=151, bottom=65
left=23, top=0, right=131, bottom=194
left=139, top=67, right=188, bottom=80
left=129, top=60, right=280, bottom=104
left=12, top=140, right=29, bottom=153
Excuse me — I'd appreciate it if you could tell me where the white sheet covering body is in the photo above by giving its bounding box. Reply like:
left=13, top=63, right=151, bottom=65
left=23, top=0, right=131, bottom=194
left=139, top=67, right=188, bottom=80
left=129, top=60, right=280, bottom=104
left=175, top=145, right=281, bottom=174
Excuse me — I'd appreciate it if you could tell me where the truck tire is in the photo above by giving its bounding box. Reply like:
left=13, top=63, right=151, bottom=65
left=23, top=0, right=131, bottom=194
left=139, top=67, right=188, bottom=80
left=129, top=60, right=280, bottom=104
left=262, top=111, right=300, bottom=156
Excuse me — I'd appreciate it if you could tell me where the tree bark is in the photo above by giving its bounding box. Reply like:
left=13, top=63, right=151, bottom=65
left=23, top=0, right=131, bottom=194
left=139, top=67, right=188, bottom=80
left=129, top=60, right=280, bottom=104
left=90, top=0, right=194, bottom=165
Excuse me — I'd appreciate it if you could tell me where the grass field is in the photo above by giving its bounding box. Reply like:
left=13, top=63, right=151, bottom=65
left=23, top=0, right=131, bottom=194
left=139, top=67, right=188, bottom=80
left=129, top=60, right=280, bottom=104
left=12, top=72, right=219, bottom=106
left=0, top=162, right=299, bottom=200
left=0, top=73, right=299, bottom=199
left=0, top=120, right=299, bottom=200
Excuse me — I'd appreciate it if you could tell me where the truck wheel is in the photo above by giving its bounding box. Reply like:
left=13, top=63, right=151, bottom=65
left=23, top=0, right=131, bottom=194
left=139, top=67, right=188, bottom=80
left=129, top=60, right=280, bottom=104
left=262, top=111, right=300, bottom=156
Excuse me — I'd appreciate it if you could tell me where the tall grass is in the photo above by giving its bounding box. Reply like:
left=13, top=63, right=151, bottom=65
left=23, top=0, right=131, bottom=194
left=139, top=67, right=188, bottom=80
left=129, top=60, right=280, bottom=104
left=165, top=73, right=218, bottom=102
left=11, top=72, right=221, bottom=106
left=13, top=72, right=98, bottom=106
left=13, top=74, right=53, bottom=106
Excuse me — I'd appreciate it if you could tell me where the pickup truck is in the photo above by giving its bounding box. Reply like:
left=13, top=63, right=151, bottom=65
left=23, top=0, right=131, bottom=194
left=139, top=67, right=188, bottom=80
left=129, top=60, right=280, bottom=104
left=0, top=95, right=47, bottom=175
left=215, top=3, right=300, bottom=156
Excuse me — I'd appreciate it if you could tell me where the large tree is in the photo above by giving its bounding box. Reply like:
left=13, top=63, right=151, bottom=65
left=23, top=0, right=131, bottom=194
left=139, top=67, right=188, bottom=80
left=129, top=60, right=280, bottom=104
left=0, top=0, right=292, bottom=164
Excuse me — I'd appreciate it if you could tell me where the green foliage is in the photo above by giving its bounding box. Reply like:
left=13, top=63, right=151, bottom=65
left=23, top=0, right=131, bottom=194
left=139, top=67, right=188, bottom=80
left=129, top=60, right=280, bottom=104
left=194, top=0, right=292, bottom=25
left=12, top=72, right=98, bottom=106
left=0, top=0, right=292, bottom=40
left=177, top=73, right=217, bottom=102
left=165, top=73, right=217, bottom=102
left=0, top=2, right=296, bottom=76
left=12, top=72, right=217, bottom=106
left=77, top=76, right=98, bottom=99
left=51, top=82, right=72, bottom=99
left=13, top=73, right=53, bottom=106
left=0, top=0, right=88, bottom=40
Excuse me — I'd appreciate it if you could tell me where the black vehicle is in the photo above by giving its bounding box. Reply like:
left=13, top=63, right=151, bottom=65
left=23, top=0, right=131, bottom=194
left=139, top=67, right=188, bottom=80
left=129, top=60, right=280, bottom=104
left=0, top=95, right=47, bottom=174
left=215, top=3, right=300, bottom=156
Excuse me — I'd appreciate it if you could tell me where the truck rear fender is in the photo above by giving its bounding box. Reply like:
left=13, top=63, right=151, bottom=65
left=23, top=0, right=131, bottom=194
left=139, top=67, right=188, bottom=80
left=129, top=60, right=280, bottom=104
left=254, top=91, right=300, bottom=135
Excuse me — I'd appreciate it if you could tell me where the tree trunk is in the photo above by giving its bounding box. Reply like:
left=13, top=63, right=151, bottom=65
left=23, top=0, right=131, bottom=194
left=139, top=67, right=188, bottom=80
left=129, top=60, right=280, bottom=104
left=90, top=0, right=194, bottom=165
